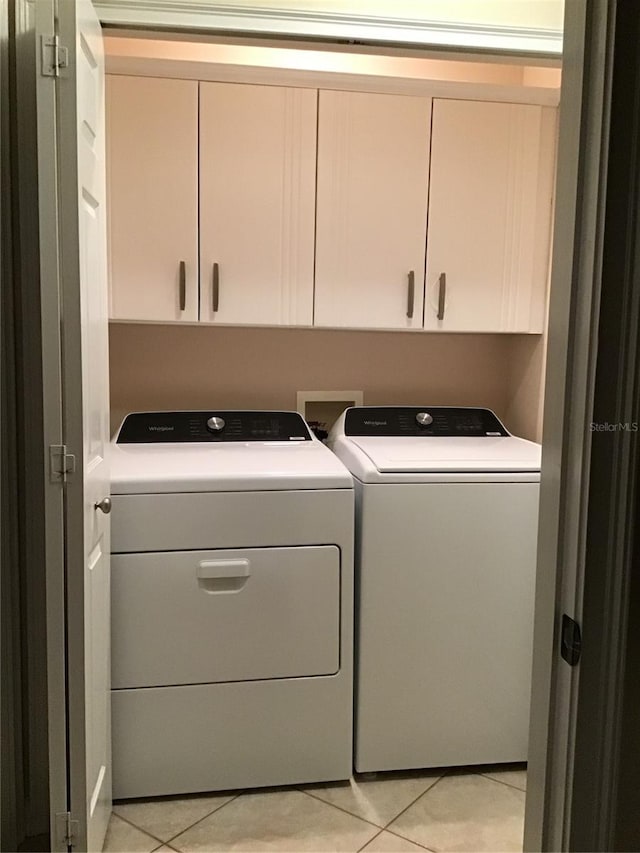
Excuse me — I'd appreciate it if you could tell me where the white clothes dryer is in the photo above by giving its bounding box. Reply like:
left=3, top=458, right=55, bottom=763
left=328, top=406, right=541, bottom=773
left=110, top=410, right=354, bottom=798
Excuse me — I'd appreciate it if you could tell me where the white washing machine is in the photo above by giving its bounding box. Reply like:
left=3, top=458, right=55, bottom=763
left=110, top=410, right=354, bottom=799
left=328, top=406, right=541, bottom=773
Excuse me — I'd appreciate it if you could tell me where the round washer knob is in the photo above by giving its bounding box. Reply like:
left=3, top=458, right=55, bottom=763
left=206, top=416, right=226, bottom=433
left=416, top=412, right=433, bottom=427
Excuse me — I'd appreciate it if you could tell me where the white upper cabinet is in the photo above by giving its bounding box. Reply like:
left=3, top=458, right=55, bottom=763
left=106, top=75, right=556, bottom=334
left=107, top=76, right=199, bottom=322
left=424, top=99, right=556, bottom=333
left=314, top=91, right=431, bottom=330
left=199, top=83, right=317, bottom=326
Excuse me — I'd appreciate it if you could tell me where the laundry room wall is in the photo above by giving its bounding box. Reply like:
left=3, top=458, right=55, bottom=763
left=505, top=334, right=547, bottom=442
left=108, top=324, right=544, bottom=440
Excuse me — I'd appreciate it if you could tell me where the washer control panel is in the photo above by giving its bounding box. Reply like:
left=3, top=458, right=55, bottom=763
left=117, top=411, right=313, bottom=443
left=344, top=407, right=509, bottom=437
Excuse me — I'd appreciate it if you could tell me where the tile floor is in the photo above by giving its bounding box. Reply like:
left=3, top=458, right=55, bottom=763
left=104, top=765, right=526, bottom=853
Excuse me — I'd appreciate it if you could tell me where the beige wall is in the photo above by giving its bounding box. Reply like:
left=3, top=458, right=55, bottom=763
left=109, top=323, right=544, bottom=440
left=105, top=37, right=547, bottom=87
left=505, top=334, right=547, bottom=442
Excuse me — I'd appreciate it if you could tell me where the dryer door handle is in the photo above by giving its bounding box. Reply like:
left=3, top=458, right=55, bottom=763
left=197, top=559, right=250, bottom=594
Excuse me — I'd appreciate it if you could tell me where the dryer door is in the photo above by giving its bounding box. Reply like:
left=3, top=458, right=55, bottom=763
left=112, top=546, right=340, bottom=688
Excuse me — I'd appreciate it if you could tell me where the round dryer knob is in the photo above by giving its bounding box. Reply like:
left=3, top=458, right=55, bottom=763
left=416, top=412, right=433, bottom=427
left=206, top=416, right=226, bottom=433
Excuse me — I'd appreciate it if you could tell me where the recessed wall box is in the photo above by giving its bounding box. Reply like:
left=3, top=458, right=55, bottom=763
left=297, top=391, right=364, bottom=436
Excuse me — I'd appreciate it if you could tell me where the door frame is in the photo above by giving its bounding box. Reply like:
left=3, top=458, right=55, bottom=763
left=93, top=1, right=563, bottom=56
left=1, top=1, right=66, bottom=848
left=525, top=0, right=615, bottom=849
left=568, top=1, right=640, bottom=848
left=15, top=0, right=634, bottom=849
left=21, top=0, right=71, bottom=849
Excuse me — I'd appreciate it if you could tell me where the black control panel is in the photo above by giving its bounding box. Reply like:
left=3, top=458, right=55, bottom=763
left=116, top=411, right=313, bottom=443
left=343, top=407, right=509, bottom=437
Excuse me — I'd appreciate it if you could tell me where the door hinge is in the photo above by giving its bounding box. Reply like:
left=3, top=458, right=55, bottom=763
left=55, top=811, right=79, bottom=848
left=560, top=613, right=582, bottom=666
left=50, top=444, right=76, bottom=482
left=41, top=35, right=69, bottom=77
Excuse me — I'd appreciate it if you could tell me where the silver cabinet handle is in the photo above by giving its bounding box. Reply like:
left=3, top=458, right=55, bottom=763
left=95, top=497, right=112, bottom=515
left=406, top=270, right=415, bottom=319
left=212, top=262, right=220, bottom=313
left=437, top=272, right=446, bottom=321
left=179, top=260, right=186, bottom=311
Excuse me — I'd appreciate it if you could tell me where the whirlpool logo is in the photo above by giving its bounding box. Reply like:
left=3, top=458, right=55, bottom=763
left=363, top=420, right=388, bottom=426
left=148, top=425, right=175, bottom=432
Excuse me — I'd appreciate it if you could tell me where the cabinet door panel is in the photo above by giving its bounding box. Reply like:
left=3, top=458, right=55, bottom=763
left=199, top=83, right=317, bottom=326
left=314, top=91, right=431, bottom=330
left=107, top=76, right=198, bottom=322
left=424, top=99, right=556, bottom=333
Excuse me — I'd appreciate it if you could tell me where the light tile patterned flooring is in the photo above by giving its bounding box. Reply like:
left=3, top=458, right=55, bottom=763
left=104, top=765, right=526, bottom=853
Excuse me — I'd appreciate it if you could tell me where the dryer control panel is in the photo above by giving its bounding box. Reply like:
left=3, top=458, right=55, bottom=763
left=117, top=411, right=313, bottom=443
left=344, top=407, right=509, bottom=437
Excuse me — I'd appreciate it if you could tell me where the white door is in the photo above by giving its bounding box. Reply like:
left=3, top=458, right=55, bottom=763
left=199, top=82, right=317, bottom=326
left=314, top=90, right=431, bottom=330
left=107, top=75, right=199, bottom=322
left=37, top=1, right=112, bottom=849
left=424, top=99, right=556, bottom=333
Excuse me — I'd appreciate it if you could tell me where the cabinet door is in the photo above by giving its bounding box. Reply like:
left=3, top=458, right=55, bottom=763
left=314, top=91, right=431, bottom=330
left=199, top=83, right=317, bottom=326
left=107, top=76, right=199, bottom=322
left=424, top=99, right=556, bottom=333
